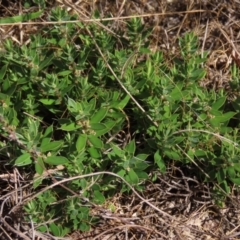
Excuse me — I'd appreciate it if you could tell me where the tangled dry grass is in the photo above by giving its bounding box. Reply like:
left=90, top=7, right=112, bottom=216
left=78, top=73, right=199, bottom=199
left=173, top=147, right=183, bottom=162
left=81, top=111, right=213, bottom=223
left=1, top=0, right=240, bottom=239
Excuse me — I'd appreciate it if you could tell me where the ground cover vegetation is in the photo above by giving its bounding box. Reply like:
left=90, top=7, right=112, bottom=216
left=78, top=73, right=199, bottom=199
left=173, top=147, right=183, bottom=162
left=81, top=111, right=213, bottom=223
left=1, top=0, right=240, bottom=239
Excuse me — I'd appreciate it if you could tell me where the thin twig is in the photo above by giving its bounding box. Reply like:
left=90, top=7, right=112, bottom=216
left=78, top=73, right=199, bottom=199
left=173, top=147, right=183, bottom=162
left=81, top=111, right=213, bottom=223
left=0, top=10, right=213, bottom=26
left=21, top=171, right=176, bottom=222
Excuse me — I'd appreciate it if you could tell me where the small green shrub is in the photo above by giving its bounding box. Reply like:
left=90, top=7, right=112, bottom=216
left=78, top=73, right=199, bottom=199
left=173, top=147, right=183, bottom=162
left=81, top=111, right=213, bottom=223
left=1, top=7, right=240, bottom=236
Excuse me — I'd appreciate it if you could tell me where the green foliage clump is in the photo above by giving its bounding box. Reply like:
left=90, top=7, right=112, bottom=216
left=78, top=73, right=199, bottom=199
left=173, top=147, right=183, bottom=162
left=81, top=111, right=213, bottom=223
left=1, top=6, right=240, bottom=236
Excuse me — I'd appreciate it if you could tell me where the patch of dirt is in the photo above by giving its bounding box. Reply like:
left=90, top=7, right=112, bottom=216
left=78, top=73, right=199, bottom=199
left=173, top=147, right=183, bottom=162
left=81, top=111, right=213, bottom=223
left=71, top=165, right=240, bottom=240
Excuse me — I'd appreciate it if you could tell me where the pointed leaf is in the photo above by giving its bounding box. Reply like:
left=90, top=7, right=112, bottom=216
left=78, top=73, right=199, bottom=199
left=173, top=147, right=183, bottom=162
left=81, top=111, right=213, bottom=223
left=210, top=112, right=236, bottom=127
left=230, top=178, right=240, bottom=185
left=118, top=95, right=130, bottom=109
left=132, top=158, right=149, bottom=171
left=104, top=120, right=116, bottom=130
left=35, top=157, right=45, bottom=176
left=41, top=141, right=63, bottom=152
left=124, top=140, right=136, bottom=155
left=93, top=190, right=105, bottom=204
left=39, top=99, right=56, bottom=105
left=15, top=153, right=31, bottom=166
left=135, top=154, right=149, bottom=161
left=44, top=156, right=68, bottom=165
left=211, top=97, right=226, bottom=111
left=0, top=64, right=7, bottom=80
left=76, top=134, right=87, bottom=153
left=227, top=166, right=236, bottom=178
left=189, top=69, right=206, bottom=80
left=135, top=171, right=148, bottom=180
left=88, top=135, right=103, bottom=148
left=164, top=149, right=181, bottom=160
left=39, top=54, right=54, bottom=70
left=43, top=125, right=53, bottom=137
left=90, top=108, right=108, bottom=124
left=91, top=122, right=114, bottom=136
left=233, top=163, right=240, bottom=173
left=88, top=147, right=101, bottom=159
left=154, top=150, right=166, bottom=172
left=0, top=10, right=43, bottom=24
left=127, top=169, right=139, bottom=184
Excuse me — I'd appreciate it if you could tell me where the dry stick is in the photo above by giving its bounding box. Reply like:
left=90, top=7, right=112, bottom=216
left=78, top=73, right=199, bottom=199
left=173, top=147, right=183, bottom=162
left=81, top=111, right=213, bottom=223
left=0, top=225, right=12, bottom=240
left=0, top=10, right=213, bottom=26
left=217, top=21, right=240, bottom=57
left=173, top=129, right=239, bottom=147
left=93, top=224, right=168, bottom=240
left=60, top=0, right=120, bottom=38
left=1, top=219, right=31, bottom=240
left=201, top=19, right=209, bottom=60
left=175, top=0, right=194, bottom=42
left=21, top=171, right=176, bottom=222
left=176, top=144, right=211, bottom=180
left=0, top=196, right=30, bottom=240
left=0, top=182, right=32, bottom=201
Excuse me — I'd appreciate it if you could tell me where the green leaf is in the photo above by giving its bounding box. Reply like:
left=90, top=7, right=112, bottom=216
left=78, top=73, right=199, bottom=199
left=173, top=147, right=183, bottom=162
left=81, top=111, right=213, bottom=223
left=194, top=149, right=207, bottom=157
left=117, top=95, right=130, bottom=109
left=209, top=112, right=236, bottom=127
left=216, top=168, right=226, bottom=183
left=49, top=223, right=61, bottom=237
left=124, top=140, right=136, bottom=155
left=111, top=144, right=125, bottom=158
left=230, top=178, right=240, bottom=185
left=80, top=222, right=90, bottom=232
left=40, top=141, right=63, bottom=152
left=88, top=147, right=101, bottom=159
left=91, top=122, right=115, bottom=136
left=44, top=156, right=68, bottom=165
left=126, top=169, right=139, bottom=184
left=117, top=169, right=126, bottom=178
left=220, top=180, right=230, bottom=194
left=211, top=97, right=226, bottom=111
left=90, top=108, right=108, bottom=124
left=88, top=135, right=103, bottom=148
left=57, top=70, right=72, bottom=76
left=67, top=98, right=79, bottom=112
left=43, top=125, right=53, bottom=138
left=233, top=163, right=240, bottom=173
left=0, top=64, right=7, bottom=80
left=104, top=120, right=116, bottom=130
left=0, top=11, right=43, bottom=23
left=164, top=150, right=181, bottom=160
left=15, top=153, right=32, bottom=166
left=90, top=123, right=106, bottom=131
left=154, top=150, right=166, bottom=172
left=170, top=85, right=183, bottom=101
left=76, top=134, right=87, bottom=153
left=60, top=121, right=81, bottom=131
left=132, top=158, right=149, bottom=171
left=93, top=190, right=105, bottom=204
left=39, top=54, right=54, bottom=70
left=135, top=171, right=148, bottom=180
left=33, top=178, right=43, bottom=189
left=189, top=68, right=206, bottom=81
left=227, top=166, right=236, bottom=178
left=35, top=157, right=45, bottom=176
left=135, top=154, right=148, bottom=161
left=39, top=99, right=56, bottom=105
